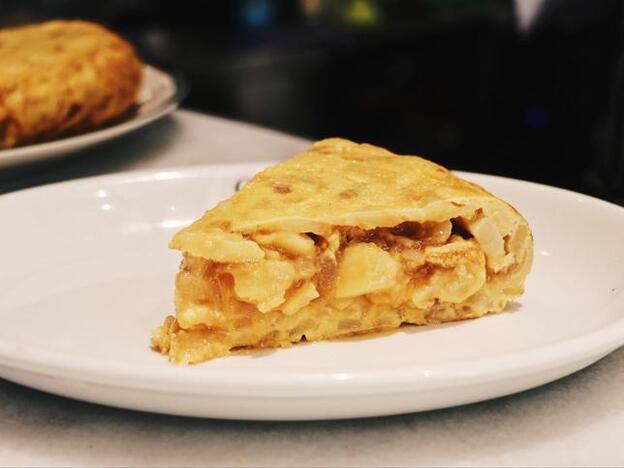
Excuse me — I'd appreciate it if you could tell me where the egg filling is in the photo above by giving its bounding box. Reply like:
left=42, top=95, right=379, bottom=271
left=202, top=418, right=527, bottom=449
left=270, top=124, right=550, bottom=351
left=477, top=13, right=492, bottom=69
left=152, top=213, right=520, bottom=364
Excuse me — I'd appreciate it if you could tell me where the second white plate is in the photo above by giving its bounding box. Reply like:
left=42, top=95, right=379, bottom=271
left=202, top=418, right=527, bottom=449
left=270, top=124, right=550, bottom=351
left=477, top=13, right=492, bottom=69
left=0, top=65, right=183, bottom=169
left=0, top=163, right=623, bottom=420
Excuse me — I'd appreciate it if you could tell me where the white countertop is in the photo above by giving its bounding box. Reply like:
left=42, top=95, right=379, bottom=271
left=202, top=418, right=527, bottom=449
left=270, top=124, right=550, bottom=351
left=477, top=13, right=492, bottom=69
left=0, top=110, right=308, bottom=194
left=1, top=110, right=623, bottom=467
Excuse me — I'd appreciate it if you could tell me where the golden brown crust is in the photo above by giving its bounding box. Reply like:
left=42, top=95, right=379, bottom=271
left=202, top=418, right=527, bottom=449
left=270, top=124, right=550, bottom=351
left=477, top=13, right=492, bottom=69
left=170, top=138, right=521, bottom=237
left=0, top=20, right=143, bottom=148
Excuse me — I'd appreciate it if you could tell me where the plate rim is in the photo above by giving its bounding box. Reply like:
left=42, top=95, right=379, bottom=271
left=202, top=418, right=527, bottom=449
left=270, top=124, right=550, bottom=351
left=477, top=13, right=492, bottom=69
left=0, top=64, right=186, bottom=169
left=1, top=163, right=624, bottom=397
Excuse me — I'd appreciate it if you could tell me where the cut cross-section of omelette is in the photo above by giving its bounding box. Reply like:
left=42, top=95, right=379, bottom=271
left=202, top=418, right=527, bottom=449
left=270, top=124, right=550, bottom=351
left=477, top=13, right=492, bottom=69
left=152, top=138, right=533, bottom=364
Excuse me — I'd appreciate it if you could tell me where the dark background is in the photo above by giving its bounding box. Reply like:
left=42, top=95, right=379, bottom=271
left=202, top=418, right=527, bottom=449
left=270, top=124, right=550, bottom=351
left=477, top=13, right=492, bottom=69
left=3, top=0, right=624, bottom=202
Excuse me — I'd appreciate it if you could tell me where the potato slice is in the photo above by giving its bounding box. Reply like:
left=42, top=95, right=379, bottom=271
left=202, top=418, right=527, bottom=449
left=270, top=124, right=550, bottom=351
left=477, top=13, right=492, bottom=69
left=254, top=232, right=316, bottom=257
left=468, top=216, right=513, bottom=272
left=229, top=260, right=296, bottom=312
left=410, top=238, right=486, bottom=307
left=177, top=303, right=226, bottom=329
left=281, top=282, right=320, bottom=316
left=172, top=229, right=264, bottom=263
left=335, top=243, right=399, bottom=298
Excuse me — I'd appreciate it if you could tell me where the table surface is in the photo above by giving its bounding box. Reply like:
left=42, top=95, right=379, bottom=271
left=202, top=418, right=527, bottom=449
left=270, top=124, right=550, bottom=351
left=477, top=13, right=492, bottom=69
left=1, top=110, right=623, bottom=467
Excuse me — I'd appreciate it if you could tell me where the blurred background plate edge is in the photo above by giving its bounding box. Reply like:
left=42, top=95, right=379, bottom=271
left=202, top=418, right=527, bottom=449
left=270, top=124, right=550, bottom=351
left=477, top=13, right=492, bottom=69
left=0, top=65, right=185, bottom=170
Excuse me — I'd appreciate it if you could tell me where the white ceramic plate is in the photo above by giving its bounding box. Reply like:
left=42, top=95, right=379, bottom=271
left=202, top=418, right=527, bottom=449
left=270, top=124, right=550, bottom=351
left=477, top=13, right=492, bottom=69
left=0, top=65, right=183, bottom=169
left=1, top=163, right=623, bottom=421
